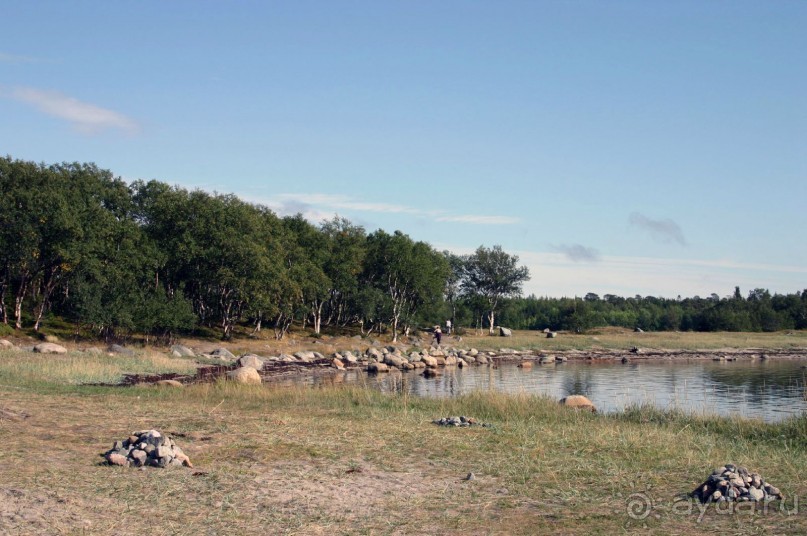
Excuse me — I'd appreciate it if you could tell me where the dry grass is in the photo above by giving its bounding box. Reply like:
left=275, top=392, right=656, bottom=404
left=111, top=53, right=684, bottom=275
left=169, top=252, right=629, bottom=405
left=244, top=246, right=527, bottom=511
left=457, top=328, right=807, bottom=353
left=0, top=349, right=197, bottom=387
left=1, top=377, right=805, bottom=535
left=1, top=336, right=806, bottom=534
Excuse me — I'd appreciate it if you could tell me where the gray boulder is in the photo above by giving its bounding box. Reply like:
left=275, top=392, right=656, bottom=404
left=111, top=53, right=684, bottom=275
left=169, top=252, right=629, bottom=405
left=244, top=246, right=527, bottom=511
left=33, top=342, right=67, bottom=354
left=211, top=348, right=235, bottom=360
left=171, top=344, right=195, bottom=357
left=499, top=327, right=512, bottom=337
left=108, top=344, right=135, bottom=355
left=237, top=354, right=265, bottom=369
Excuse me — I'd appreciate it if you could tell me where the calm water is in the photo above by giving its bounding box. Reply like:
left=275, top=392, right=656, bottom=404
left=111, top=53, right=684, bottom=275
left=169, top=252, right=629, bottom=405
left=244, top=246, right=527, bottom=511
left=270, top=359, right=807, bottom=422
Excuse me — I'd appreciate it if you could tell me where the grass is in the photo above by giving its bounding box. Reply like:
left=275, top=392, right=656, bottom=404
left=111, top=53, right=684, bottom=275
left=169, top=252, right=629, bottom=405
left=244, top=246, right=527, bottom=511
left=459, top=327, right=807, bottom=352
left=1, top=348, right=806, bottom=534
left=0, top=349, right=198, bottom=388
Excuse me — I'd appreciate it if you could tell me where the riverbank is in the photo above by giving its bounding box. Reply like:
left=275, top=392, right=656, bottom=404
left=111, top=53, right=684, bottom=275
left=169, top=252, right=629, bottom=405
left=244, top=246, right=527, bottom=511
left=2, top=342, right=807, bottom=534
left=1, top=374, right=806, bottom=534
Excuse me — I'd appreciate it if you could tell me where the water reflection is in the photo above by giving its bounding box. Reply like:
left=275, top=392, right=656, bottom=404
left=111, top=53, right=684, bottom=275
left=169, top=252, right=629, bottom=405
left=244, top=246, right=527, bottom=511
left=265, top=360, right=807, bottom=422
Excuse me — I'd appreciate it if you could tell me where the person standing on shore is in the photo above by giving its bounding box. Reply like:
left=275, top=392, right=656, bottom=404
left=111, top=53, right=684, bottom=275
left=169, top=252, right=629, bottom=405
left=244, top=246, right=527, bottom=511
left=433, top=325, right=442, bottom=345
left=445, top=319, right=452, bottom=335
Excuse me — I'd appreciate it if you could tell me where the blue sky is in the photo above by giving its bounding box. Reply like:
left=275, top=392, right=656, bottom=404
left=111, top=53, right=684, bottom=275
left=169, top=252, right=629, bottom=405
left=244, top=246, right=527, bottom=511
left=2, top=1, right=806, bottom=298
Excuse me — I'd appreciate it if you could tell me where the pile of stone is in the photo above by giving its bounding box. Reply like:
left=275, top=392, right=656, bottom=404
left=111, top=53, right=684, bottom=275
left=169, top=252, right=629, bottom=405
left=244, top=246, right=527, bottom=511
left=690, top=464, right=784, bottom=503
left=432, top=416, right=492, bottom=428
left=103, top=429, right=192, bottom=469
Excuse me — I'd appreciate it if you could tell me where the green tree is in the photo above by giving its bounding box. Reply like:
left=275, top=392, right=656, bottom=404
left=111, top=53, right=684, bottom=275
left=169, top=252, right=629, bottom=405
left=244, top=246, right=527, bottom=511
left=461, top=245, right=530, bottom=334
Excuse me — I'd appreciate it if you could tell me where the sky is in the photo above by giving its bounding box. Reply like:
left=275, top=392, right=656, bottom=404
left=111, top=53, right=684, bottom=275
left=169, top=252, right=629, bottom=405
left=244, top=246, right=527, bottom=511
left=2, top=1, right=806, bottom=299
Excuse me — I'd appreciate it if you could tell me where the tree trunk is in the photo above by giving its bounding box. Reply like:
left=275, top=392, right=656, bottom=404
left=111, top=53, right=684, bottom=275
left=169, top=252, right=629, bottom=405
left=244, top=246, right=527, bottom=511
left=13, top=276, right=29, bottom=330
left=488, top=310, right=495, bottom=334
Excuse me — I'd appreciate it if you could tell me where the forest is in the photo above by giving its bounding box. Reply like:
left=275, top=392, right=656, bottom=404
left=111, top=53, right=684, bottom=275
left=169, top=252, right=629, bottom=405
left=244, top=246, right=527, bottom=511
left=2, top=156, right=806, bottom=342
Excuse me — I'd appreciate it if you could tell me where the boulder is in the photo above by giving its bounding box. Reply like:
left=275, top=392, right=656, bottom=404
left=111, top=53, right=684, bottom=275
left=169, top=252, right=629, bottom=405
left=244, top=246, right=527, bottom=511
left=0, top=339, right=14, bottom=349
left=210, top=348, right=235, bottom=360
left=546, top=332, right=557, bottom=339
left=517, top=361, right=533, bottom=368
left=342, top=352, right=358, bottom=364
left=499, top=327, right=512, bottom=337
left=367, top=363, right=389, bottom=373
left=33, top=342, right=67, bottom=354
left=468, top=348, right=479, bottom=357
left=108, top=344, right=135, bottom=355
left=559, top=395, right=596, bottom=412
left=332, top=358, right=345, bottom=370
left=421, top=355, right=438, bottom=367
left=170, top=345, right=195, bottom=357
left=237, top=354, right=265, bottom=369
left=383, top=354, right=407, bottom=369
left=227, top=366, right=262, bottom=385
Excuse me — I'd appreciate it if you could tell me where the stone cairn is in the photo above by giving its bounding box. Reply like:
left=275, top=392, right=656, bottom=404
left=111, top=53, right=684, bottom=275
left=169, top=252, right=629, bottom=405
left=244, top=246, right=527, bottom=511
left=103, top=429, right=192, bottom=468
left=432, top=416, right=492, bottom=428
left=690, top=464, right=783, bottom=503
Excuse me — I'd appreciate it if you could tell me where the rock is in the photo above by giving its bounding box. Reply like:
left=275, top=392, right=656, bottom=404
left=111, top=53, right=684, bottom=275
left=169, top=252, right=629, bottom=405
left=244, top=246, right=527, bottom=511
left=559, top=395, right=597, bottom=412
left=555, top=355, right=568, bottom=363
left=0, top=339, right=14, bottom=349
left=748, top=487, right=764, bottom=501
left=499, top=327, right=512, bottom=337
left=367, top=363, right=389, bottom=373
left=211, top=348, right=235, bottom=360
left=108, top=344, right=135, bottom=356
left=155, top=379, right=183, bottom=388
left=130, top=449, right=147, bottom=466
left=332, top=358, right=345, bottom=369
left=444, top=355, right=458, bottom=366
left=294, top=351, right=316, bottom=361
left=33, top=342, right=67, bottom=354
left=539, top=356, right=553, bottom=365
left=227, top=367, right=262, bottom=385
left=517, top=361, right=533, bottom=368
left=421, top=355, right=438, bottom=367
left=237, top=354, right=265, bottom=369
left=464, top=472, right=476, bottom=481
left=634, top=327, right=644, bottom=333
left=468, top=348, right=479, bottom=357
left=423, top=368, right=442, bottom=378
left=383, top=354, right=407, bottom=368
left=476, top=355, right=489, bottom=365
left=546, top=332, right=557, bottom=338
left=106, top=453, right=128, bottom=466
left=170, top=344, right=195, bottom=357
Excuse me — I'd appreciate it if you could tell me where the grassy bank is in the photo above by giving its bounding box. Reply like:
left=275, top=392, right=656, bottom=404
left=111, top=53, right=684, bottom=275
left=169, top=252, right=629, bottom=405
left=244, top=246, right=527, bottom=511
left=1, top=350, right=805, bottom=534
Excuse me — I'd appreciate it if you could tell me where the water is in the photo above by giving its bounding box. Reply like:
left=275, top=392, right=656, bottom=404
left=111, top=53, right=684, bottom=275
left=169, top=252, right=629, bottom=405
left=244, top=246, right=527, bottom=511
left=271, top=359, right=807, bottom=422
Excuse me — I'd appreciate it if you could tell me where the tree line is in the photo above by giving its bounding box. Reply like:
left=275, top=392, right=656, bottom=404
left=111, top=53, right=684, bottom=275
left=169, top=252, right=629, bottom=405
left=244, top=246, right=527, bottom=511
left=1, top=156, right=804, bottom=341
left=0, top=157, right=529, bottom=342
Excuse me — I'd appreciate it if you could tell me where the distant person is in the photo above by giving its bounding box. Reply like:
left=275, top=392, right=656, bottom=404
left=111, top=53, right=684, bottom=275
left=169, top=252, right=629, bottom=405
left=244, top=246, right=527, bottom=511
left=433, top=325, right=442, bottom=345
left=445, top=319, right=452, bottom=335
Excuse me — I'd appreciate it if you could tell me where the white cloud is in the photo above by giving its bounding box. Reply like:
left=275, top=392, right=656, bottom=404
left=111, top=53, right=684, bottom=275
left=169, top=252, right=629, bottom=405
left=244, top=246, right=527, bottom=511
left=436, top=214, right=521, bottom=225
left=629, top=212, right=687, bottom=246
left=259, top=193, right=518, bottom=226
left=6, top=86, right=138, bottom=135
left=515, top=250, right=807, bottom=298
